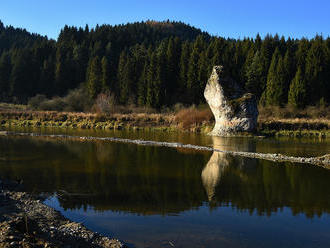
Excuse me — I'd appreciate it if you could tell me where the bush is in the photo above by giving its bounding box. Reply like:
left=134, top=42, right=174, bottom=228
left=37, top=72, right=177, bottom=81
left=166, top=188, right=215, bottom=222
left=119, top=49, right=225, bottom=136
left=39, top=97, right=66, bottom=111
left=175, top=106, right=213, bottom=128
left=27, top=87, right=91, bottom=112
left=92, top=92, right=116, bottom=114
left=64, top=88, right=91, bottom=112
left=28, top=94, right=47, bottom=110
left=258, top=105, right=330, bottom=119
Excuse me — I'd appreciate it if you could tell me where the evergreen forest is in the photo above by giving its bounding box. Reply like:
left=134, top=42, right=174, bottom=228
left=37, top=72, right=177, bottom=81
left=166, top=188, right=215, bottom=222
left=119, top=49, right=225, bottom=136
left=0, top=20, right=329, bottom=109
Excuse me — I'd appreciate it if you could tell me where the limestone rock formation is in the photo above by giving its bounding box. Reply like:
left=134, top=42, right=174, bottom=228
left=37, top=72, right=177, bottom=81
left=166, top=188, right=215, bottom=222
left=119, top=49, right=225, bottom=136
left=204, top=65, right=258, bottom=136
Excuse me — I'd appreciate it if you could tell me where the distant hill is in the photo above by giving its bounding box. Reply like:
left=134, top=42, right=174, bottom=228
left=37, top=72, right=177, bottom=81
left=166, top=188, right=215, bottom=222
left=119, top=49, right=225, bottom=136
left=0, top=21, right=49, bottom=53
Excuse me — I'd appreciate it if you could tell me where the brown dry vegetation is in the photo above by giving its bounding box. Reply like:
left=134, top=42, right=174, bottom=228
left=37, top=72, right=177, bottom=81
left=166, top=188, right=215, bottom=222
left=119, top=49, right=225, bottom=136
left=174, top=107, right=214, bottom=128
left=0, top=103, right=329, bottom=134
left=258, top=105, right=330, bottom=132
left=258, top=105, right=330, bottom=120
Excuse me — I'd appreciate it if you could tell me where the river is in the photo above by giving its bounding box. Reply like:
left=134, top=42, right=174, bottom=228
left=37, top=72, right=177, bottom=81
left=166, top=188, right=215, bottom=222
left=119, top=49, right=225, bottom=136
left=0, top=127, right=330, bottom=247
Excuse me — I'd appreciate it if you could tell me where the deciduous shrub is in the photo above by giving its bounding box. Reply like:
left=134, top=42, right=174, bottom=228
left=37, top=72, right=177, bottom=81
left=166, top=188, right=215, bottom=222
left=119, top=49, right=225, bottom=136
left=92, top=92, right=116, bottom=114
left=175, top=106, right=213, bottom=128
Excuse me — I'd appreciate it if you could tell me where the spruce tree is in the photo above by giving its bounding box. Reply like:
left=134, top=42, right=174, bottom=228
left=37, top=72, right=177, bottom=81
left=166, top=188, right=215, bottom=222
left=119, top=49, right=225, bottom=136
left=0, top=52, right=11, bottom=100
left=101, top=56, right=111, bottom=91
left=179, top=41, right=190, bottom=93
left=54, top=48, right=68, bottom=96
left=137, top=61, right=148, bottom=106
left=117, top=51, right=134, bottom=104
left=154, top=41, right=167, bottom=107
left=117, top=51, right=127, bottom=101
left=187, top=37, right=204, bottom=104
left=242, top=47, right=255, bottom=86
left=283, top=49, right=295, bottom=100
left=275, top=55, right=287, bottom=105
left=305, top=36, right=328, bottom=105
left=39, top=57, right=55, bottom=96
left=264, top=48, right=285, bottom=106
left=87, top=56, right=102, bottom=99
left=245, top=51, right=264, bottom=98
left=166, top=38, right=176, bottom=95
left=197, top=51, right=208, bottom=100
left=73, top=44, right=89, bottom=85
left=146, top=52, right=157, bottom=107
left=288, top=68, right=307, bottom=108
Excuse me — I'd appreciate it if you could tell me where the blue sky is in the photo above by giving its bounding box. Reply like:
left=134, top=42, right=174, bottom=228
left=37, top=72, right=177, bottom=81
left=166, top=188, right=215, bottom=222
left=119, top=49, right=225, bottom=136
left=1, top=0, right=329, bottom=40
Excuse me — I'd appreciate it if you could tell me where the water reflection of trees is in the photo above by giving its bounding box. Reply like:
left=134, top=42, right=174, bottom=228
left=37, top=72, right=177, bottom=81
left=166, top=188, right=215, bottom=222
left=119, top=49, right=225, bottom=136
left=0, top=136, right=330, bottom=218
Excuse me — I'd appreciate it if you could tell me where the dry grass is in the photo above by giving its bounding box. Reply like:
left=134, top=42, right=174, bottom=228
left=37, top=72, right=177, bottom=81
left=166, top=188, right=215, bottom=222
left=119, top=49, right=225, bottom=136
left=0, top=108, right=175, bottom=126
left=175, top=107, right=213, bottom=128
left=0, top=103, right=27, bottom=111
left=258, top=105, right=330, bottom=130
left=1, top=102, right=329, bottom=132
left=259, top=105, right=330, bottom=120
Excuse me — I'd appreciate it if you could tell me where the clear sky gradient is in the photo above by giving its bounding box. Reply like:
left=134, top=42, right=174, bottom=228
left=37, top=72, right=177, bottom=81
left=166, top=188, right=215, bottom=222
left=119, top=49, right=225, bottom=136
left=1, top=0, right=329, bottom=40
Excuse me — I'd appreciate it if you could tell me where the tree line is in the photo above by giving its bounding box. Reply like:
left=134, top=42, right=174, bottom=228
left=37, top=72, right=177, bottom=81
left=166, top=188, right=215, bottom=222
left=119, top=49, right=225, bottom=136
left=0, top=20, right=329, bottom=109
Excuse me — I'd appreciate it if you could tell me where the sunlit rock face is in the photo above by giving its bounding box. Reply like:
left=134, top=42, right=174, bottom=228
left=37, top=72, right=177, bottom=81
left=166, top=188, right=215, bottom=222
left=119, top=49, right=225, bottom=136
left=204, top=66, right=258, bottom=136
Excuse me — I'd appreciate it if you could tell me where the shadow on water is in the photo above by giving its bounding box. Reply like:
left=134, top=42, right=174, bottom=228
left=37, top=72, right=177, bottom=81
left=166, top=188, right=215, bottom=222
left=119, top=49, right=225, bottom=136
left=1, top=133, right=330, bottom=247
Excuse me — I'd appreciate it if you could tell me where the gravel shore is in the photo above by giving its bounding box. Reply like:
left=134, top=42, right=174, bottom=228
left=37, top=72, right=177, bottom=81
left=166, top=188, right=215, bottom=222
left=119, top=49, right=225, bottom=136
left=0, top=180, right=123, bottom=248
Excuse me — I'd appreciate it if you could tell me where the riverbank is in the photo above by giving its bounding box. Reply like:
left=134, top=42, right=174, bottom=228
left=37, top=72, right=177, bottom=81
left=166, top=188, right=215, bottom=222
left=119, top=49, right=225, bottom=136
left=0, top=108, right=329, bottom=137
left=0, top=179, right=123, bottom=248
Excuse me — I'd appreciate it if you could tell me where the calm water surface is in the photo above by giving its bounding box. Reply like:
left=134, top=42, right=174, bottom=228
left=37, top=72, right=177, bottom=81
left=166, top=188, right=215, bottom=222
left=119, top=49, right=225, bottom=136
left=0, top=128, right=330, bottom=247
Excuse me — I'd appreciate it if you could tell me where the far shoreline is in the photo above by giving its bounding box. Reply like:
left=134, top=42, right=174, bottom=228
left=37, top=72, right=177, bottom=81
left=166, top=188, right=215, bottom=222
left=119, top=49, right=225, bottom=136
left=0, top=109, right=329, bottom=138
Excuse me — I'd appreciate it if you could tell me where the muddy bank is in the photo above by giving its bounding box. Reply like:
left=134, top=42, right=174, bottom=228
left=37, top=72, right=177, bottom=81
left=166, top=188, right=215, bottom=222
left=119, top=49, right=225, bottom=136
left=0, top=180, right=123, bottom=248
left=2, top=131, right=330, bottom=169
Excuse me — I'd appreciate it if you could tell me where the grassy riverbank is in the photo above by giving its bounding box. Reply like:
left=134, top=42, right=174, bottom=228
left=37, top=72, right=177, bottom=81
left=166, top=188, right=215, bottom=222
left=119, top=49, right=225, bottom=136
left=0, top=103, right=329, bottom=137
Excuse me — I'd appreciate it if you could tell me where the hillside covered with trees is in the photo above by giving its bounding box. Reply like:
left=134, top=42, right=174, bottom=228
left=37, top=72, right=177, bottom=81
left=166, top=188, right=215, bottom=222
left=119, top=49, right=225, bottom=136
left=0, top=20, right=329, bottom=110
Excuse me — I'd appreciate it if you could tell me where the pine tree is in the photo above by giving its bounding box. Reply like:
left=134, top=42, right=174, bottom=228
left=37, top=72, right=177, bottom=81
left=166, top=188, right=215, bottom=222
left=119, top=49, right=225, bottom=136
left=146, top=52, right=157, bottom=107
left=242, top=46, right=255, bottom=85
left=87, top=56, right=102, bottom=99
left=73, top=43, right=89, bottom=85
left=197, top=51, right=208, bottom=100
left=101, top=56, right=111, bottom=91
left=10, top=50, right=36, bottom=102
left=166, top=37, right=178, bottom=102
left=39, top=57, right=55, bottom=96
left=179, top=41, right=190, bottom=92
left=0, top=52, right=11, bottom=101
left=275, top=55, right=287, bottom=105
left=54, top=48, right=68, bottom=96
left=295, top=38, right=310, bottom=72
left=283, top=49, right=295, bottom=100
left=288, top=68, right=307, bottom=108
left=117, top=51, right=127, bottom=101
left=187, top=37, right=204, bottom=104
left=305, top=36, right=328, bottom=105
left=245, top=51, right=264, bottom=98
left=211, top=38, right=225, bottom=66
left=154, top=41, right=167, bottom=107
left=137, top=61, right=148, bottom=106
left=117, top=51, right=134, bottom=104
left=263, top=48, right=285, bottom=106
